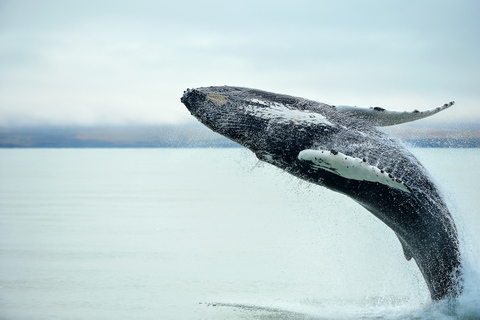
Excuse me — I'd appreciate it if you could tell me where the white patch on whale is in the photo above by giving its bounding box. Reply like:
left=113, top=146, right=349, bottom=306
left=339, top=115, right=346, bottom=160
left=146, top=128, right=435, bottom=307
left=245, top=99, right=333, bottom=126
left=298, top=149, right=411, bottom=193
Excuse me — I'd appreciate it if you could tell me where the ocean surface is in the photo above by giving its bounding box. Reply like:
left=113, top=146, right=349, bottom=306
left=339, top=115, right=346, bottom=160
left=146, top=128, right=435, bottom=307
left=0, top=148, right=479, bottom=320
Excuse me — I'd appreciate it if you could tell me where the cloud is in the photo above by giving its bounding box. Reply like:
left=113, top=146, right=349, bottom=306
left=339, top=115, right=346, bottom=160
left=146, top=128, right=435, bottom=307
left=0, top=0, right=479, bottom=126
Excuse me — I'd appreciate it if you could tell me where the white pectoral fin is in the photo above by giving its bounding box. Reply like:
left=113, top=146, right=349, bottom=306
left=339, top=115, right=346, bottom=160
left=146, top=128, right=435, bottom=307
left=298, top=149, right=411, bottom=193
left=335, top=101, right=454, bottom=126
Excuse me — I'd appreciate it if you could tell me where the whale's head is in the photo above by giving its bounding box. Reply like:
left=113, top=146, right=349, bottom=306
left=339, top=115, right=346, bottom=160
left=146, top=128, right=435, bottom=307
left=181, top=86, right=342, bottom=165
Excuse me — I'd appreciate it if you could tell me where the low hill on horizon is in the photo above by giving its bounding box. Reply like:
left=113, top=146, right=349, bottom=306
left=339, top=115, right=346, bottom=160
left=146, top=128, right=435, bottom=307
left=1, top=121, right=480, bottom=148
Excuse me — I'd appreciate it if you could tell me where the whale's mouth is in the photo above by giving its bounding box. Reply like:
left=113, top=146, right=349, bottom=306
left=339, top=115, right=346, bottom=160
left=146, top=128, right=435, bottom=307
left=181, top=88, right=202, bottom=115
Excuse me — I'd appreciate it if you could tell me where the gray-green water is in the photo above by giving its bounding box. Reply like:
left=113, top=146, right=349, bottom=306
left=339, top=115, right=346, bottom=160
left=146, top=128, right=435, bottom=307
left=0, top=148, right=479, bottom=319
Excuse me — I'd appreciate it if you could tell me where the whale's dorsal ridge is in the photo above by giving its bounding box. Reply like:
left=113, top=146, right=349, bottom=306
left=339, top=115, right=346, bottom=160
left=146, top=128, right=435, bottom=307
left=334, top=101, right=454, bottom=126
left=297, top=149, right=411, bottom=193
left=397, top=234, right=414, bottom=261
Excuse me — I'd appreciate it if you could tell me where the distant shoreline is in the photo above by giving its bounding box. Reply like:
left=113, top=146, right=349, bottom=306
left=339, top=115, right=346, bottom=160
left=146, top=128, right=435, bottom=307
left=1, top=123, right=479, bottom=148
left=1, top=142, right=479, bottom=148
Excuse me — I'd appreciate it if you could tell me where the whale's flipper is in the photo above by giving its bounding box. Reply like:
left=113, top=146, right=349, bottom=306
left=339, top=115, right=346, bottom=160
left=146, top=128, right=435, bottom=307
left=297, top=149, right=411, bottom=193
left=334, top=101, right=454, bottom=126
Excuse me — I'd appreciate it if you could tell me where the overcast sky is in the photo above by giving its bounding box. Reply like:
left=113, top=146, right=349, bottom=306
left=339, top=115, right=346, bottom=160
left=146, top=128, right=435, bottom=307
left=0, top=0, right=479, bottom=126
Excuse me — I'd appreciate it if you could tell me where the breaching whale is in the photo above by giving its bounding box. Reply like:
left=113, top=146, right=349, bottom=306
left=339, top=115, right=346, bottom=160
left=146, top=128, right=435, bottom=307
left=181, top=86, right=462, bottom=301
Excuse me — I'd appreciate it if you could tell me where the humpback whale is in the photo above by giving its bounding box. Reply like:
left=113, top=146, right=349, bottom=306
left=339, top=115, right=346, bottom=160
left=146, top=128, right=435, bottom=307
left=181, top=86, right=462, bottom=301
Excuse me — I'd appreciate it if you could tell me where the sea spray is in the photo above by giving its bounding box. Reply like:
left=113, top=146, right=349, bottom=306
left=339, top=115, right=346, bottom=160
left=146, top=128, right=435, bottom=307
left=409, top=148, right=480, bottom=319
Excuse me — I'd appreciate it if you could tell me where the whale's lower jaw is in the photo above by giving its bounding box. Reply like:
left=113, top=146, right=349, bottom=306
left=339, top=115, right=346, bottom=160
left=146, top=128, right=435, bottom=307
left=181, top=86, right=462, bottom=301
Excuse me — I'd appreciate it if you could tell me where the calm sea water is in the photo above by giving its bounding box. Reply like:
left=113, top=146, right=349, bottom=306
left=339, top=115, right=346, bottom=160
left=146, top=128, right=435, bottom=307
left=0, top=148, right=479, bottom=320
